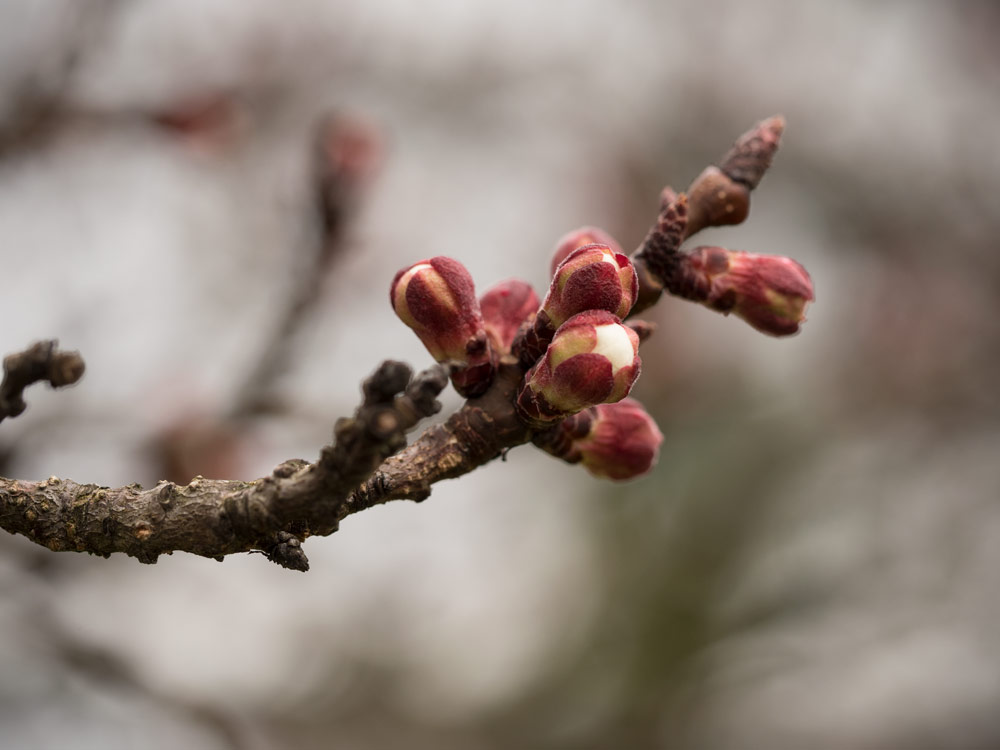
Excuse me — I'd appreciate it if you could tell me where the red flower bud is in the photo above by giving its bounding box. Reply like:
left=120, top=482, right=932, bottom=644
left=390, top=257, right=497, bottom=396
left=549, top=226, right=624, bottom=277
left=517, top=310, right=640, bottom=426
left=319, top=114, right=382, bottom=186
left=479, top=279, right=539, bottom=354
left=543, top=243, right=638, bottom=328
left=567, top=399, right=663, bottom=481
left=517, top=244, right=639, bottom=367
left=684, top=246, right=815, bottom=336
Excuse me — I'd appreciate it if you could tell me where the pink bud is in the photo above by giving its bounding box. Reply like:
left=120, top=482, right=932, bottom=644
left=390, top=257, right=497, bottom=396
left=151, top=92, right=240, bottom=153
left=517, top=244, right=639, bottom=367
left=479, top=279, right=540, bottom=354
left=685, top=246, right=815, bottom=336
left=319, top=115, right=384, bottom=184
left=549, top=226, right=624, bottom=277
left=517, top=310, right=640, bottom=426
left=568, top=399, right=663, bottom=480
left=543, top=244, right=638, bottom=328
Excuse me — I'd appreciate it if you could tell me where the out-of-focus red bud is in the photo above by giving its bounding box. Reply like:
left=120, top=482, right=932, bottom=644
left=319, top=115, right=383, bottom=185
left=685, top=246, right=815, bottom=336
left=568, top=398, right=663, bottom=481
left=154, top=415, right=245, bottom=484
left=517, top=310, right=640, bottom=426
left=390, top=257, right=497, bottom=396
left=151, top=92, right=240, bottom=152
left=479, top=279, right=539, bottom=354
left=549, top=226, right=624, bottom=277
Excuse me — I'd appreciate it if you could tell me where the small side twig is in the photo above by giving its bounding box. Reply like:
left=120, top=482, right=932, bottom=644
left=0, top=341, right=85, bottom=424
left=630, top=115, right=785, bottom=312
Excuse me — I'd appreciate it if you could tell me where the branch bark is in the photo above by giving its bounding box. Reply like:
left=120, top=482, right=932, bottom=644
left=347, top=362, right=530, bottom=507
left=0, top=358, right=448, bottom=570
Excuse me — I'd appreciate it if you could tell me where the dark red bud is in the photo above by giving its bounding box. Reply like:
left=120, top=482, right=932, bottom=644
left=479, top=279, right=540, bottom=354
left=684, top=246, right=815, bottom=336
left=572, top=398, right=663, bottom=480
left=390, top=257, right=497, bottom=395
left=549, top=226, right=624, bottom=277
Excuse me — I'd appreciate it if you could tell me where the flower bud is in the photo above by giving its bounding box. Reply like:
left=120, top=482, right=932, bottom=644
left=719, top=115, right=784, bottom=190
left=564, top=399, right=663, bottom=481
left=517, top=310, right=640, bottom=426
left=684, top=166, right=750, bottom=238
left=390, top=257, right=497, bottom=396
left=684, top=246, right=815, bottom=336
left=319, top=114, right=382, bottom=186
left=517, top=244, right=639, bottom=367
left=549, top=226, right=624, bottom=277
left=479, top=279, right=539, bottom=354
left=543, top=244, right=638, bottom=328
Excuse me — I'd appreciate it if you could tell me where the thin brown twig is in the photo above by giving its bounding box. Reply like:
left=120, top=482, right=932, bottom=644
left=226, top=117, right=364, bottom=419
left=0, top=340, right=85, bottom=424
left=631, top=115, right=785, bottom=311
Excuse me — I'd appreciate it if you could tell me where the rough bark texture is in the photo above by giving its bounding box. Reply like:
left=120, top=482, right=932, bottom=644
left=0, top=356, right=532, bottom=570
left=0, top=359, right=448, bottom=570
left=348, top=363, right=531, bottom=507
left=631, top=195, right=688, bottom=314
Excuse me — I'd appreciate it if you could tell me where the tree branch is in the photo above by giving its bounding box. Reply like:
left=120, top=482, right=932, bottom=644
left=225, top=116, right=370, bottom=420
left=0, top=359, right=447, bottom=570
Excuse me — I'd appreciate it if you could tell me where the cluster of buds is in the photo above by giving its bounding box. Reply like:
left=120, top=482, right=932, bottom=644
left=516, top=310, right=640, bottom=428
left=390, top=257, right=497, bottom=397
left=681, top=246, right=815, bottom=336
left=388, top=116, right=815, bottom=485
left=389, top=244, right=649, bottom=476
left=535, top=398, right=663, bottom=481
left=516, top=242, right=638, bottom=366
